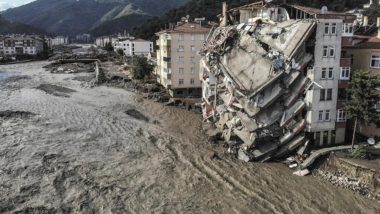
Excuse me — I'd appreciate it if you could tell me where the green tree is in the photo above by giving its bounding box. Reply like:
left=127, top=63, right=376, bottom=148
left=104, top=42, right=114, bottom=52
left=132, top=56, right=154, bottom=80
left=345, top=70, right=380, bottom=149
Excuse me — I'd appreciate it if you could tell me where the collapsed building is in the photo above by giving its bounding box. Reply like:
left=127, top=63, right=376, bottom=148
left=200, top=1, right=357, bottom=163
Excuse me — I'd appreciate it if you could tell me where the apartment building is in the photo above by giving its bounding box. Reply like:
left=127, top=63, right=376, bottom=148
left=51, top=36, right=69, bottom=46
left=114, top=38, right=153, bottom=56
left=156, top=22, right=210, bottom=97
left=342, top=22, right=380, bottom=138
left=2, top=35, right=44, bottom=56
left=200, top=1, right=358, bottom=148
left=95, top=35, right=118, bottom=48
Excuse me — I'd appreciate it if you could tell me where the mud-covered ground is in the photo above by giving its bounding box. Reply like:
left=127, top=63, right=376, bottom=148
left=0, top=61, right=379, bottom=213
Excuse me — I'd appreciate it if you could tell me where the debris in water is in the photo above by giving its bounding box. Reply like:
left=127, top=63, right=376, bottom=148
left=36, top=84, right=76, bottom=97
left=125, top=109, right=149, bottom=122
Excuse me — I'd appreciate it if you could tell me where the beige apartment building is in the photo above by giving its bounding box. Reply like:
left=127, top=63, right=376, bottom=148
left=156, top=22, right=210, bottom=97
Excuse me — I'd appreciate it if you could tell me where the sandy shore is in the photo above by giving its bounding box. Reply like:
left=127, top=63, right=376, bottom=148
left=0, top=61, right=379, bottom=213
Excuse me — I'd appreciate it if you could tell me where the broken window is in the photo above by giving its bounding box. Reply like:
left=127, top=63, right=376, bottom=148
left=324, top=23, right=330, bottom=35
left=318, top=111, right=323, bottom=121
left=320, top=89, right=326, bottom=101
left=190, top=78, right=195, bottom=85
left=371, top=55, right=380, bottom=68
left=340, top=67, right=350, bottom=80
left=323, top=46, right=328, bottom=57
left=328, top=68, right=333, bottom=79
left=326, top=89, right=332, bottom=100
left=338, top=88, right=347, bottom=101
left=179, top=79, right=184, bottom=85
left=331, top=23, right=337, bottom=35
left=325, top=110, right=330, bottom=121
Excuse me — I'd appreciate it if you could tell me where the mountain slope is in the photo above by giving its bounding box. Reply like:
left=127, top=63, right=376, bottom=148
left=131, top=0, right=369, bottom=40
left=1, top=0, right=189, bottom=35
left=0, top=15, right=47, bottom=35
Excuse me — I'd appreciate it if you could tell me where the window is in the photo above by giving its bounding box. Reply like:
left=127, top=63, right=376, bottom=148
left=331, top=23, right=337, bottom=34
left=340, top=67, right=351, bottom=80
left=190, top=45, right=196, bottom=52
left=190, top=56, right=195, bottom=63
left=318, top=111, right=324, bottom=121
left=338, top=88, right=347, bottom=101
left=325, top=110, right=330, bottom=121
left=179, top=68, right=184, bottom=75
left=343, top=23, right=353, bottom=34
left=200, top=34, right=207, bottom=41
left=320, top=89, right=326, bottom=101
left=179, top=56, right=184, bottom=63
left=323, top=46, right=328, bottom=57
left=190, top=67, right=195, bottom=74
left=190, top=78, right=195, bottom=85
left=324, top=23, right=330, bottom=35
left=337, top=109, right=346, bottom=122
left=326, top=89, right=332, bottom=100
left=371, top=56, right=380, bottom=68
left=191, top=34, right=195, bottom=41
left=178, top=45, right=184, bottom=52
left=321, top=68, right=327, bottom=79
left=179, top=79, right=184, bottom=85
left=178, top=34, right=184, bottom=41
left=328, top=67, right=333, bottom=79
left=329, top=47, right=335, bottom=57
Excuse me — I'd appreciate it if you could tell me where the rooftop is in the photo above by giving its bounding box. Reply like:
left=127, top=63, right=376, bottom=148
left=156, top=22, right=211, bottom=35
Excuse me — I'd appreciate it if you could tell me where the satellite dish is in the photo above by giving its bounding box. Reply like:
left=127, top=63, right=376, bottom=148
left=321, top=6, right=328, bottom=14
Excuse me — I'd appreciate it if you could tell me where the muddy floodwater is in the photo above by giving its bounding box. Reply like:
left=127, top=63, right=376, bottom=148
left=0, top=61, right=379, bottom=213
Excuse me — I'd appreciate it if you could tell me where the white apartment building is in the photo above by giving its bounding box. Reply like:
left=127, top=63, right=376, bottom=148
left=2, top=35, right=44, bottom=56
left=114, top=38, right=153, bottom=56
left=156, top=22, right=210, bottom=97
left=51, top=36, right=69, bottom=46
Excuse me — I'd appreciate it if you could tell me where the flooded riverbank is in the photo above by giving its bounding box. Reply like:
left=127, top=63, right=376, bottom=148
left=0, top=61, right=379, bottom=213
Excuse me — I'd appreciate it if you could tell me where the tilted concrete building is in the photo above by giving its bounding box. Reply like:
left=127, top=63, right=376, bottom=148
left=156, top=22, right=210, bottom=97
left=200, top=1, right=356, bottom=162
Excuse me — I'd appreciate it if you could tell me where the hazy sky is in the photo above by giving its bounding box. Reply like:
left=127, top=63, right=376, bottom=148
left=0, top=0, right=35, bottom=11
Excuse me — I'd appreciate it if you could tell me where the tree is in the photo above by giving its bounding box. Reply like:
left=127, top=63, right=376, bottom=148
left=131, top=56, right=154, bottom=80
left=104, top=42, right=114, bottom=52
left=345, top=70, right=380, bottom=149
left=116, top=48, right=124, bottom=56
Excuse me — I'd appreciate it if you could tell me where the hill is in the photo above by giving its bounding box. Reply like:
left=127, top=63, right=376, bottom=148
left=1, top=0, right=189, bottom=36
left=0, top=15, right=47, bottom=35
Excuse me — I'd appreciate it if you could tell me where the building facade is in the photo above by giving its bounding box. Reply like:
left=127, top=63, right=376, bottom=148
left=2, top=35, right=44, bottom=56
left=51, top=36, right=69, bottom=46
left=114, top=38, right=153, bottom=56
left=156, top=22, right=210, bottom=97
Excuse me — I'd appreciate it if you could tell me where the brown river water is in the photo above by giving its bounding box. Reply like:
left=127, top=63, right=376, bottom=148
left=0, top=61, right=378, bottom=213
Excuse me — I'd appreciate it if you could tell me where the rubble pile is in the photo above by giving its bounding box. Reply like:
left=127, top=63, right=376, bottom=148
left=200, top=18, right=316, bottom=162
left=44, top=62, right=95, bottom=74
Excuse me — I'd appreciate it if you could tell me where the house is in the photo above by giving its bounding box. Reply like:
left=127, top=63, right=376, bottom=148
left=2, top=35, right=44, bottom=56
left=155, top=21, right=210, bottom=98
